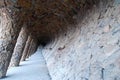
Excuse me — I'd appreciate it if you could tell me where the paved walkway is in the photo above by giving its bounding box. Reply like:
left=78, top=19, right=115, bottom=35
left=1, top=48, right=51, bottom=80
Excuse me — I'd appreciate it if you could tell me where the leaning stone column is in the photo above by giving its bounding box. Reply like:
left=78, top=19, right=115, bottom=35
left=26, top=39, right=34, bottom=58
left=10, top=26, right=28, bottom=67
left=0, top=8, right=22, bottom=78
left=21, top=35, right=32, bottom=61
left=31, top=39, right=38, bottom=55
left=26, top=39, right=38, bottom=58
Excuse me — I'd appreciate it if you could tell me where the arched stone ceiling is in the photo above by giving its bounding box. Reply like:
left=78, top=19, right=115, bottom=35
left=0, top=0, right=101, bottom=43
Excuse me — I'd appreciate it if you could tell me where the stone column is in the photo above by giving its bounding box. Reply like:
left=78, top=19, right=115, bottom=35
left=26, top=39, right=38, bottom=58
left=0, top=8, right=22, bottom=78
left=26, top=39, right=34, bottom=58
left=31, top=40, right=38, bottom=55
left=10, top=26, right=28, bottom=67
left=21, top=35, right=32, bottom=61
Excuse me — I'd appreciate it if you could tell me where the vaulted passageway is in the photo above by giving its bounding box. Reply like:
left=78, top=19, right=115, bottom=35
left=0, top=0, right=120, bottom=80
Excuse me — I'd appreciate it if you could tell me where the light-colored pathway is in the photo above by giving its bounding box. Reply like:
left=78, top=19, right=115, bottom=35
left=1, top=48, right=51, bottom=80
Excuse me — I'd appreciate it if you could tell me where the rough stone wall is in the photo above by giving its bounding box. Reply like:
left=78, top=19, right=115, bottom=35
left=42, top=1, right=120, bottom=80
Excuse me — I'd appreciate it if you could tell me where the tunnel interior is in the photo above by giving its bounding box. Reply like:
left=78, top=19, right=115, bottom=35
left=0, top=0, right=120, bottom=80
left=25, top=0, right=103, bottom=46
left=33, top=0, right=107, bottom=47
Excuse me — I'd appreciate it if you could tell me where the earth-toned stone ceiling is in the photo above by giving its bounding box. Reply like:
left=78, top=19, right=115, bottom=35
left=0, top=0, right=101, bottom=44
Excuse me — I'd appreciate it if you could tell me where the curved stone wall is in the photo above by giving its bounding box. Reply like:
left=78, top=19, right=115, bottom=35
left=42, top=1, right=120, bottom=80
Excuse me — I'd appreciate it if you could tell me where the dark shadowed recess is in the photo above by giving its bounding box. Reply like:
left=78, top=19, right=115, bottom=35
left=38, top=36, right=52, bottom=47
